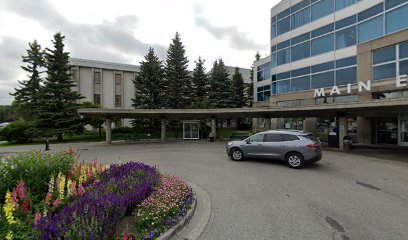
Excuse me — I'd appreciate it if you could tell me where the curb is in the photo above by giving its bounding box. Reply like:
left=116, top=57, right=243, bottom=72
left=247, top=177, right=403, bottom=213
left=158, top=181, right=212, bottom=240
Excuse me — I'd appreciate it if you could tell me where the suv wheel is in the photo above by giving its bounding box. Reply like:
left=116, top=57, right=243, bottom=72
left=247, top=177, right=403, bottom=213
left=230, top=148, right=244, bottom=161
left=286, top=152, right=304, bottom=169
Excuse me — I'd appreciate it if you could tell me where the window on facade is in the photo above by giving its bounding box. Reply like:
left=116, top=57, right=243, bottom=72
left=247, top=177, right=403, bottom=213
left=311, top=71, right=335, bottom=88
left=400, top=60, right=408, bottom=75
left=291, top=42, right=310, bottom=61
left=400, top=42, right=408, bottom=58
left=292, top=33, right=310, bottom=45
left=336, top=56, right=356, bottom=68
left=277, top=48, right=291, bottom=65
left=311, top=0, right=334, bottom=21
left=358, top=4, right=383, bottom=22
left=94, top=94, right=101, bottom=105
left=278, top=40, right=291, bottom=50
left=277, top=80, right=291, bottom=94
left=385, top=0, right=408, bottom=10
left=257, top=62, right=271, bottom=82
left=71, top=69, right=77, bottom=82
left=272, top=52, right=277, bottom=67
left=311, top=33, right=334, bottom=56
left=335, top=26, right=356, bottom=49
left=291, top=76, right=310, bottom=91
left=336, top=67, right=357, bottom=85
left=373, top=63, right=397, bottom=80
left=386, top=4, right=408, bottom=34
left=291, top=0, right=310, bottom=13
left=373, top=45, right=396, bottom=65
left=358, top=16, right=384, bottom=43
left=271, top=23, right=277, bottom=38
left=312, top=61, right=334, bottom=73
left=335, top=0, right=357, bottom=11
left=335, top=15, right=357, bottom=30
left=277, top=16, right=291, bottom=35
left=291, top=7, right=310, bottom=29
left=93, top=71, right=101, bottom=84
left=311, top=24, right=334, bottom=38
left=115, top=74, right=122, bottom=107
left=291, top=67, right=310, bottom=77
left=257, top=85, right=271, bottom=101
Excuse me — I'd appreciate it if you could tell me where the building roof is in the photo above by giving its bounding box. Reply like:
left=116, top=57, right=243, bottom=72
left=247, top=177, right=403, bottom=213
left=70, top=58, right=140, bottom=72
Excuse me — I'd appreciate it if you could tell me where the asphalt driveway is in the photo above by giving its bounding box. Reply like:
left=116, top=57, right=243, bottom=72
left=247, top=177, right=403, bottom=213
left=2, top=141, right=408, bottom=240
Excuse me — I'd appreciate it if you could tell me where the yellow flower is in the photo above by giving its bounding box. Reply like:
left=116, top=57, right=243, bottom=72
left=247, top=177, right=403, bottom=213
left=66, top=178, right=73, bottom=197
left=5, top=230, right=13, bottom=240
left=3, top=191, right=17, bottom=225
left=58, top=172, right=66, bottom=200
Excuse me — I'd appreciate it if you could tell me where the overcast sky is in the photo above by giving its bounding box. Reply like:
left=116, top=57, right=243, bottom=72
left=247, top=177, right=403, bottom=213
left=0, top=0, right=279, bottom=105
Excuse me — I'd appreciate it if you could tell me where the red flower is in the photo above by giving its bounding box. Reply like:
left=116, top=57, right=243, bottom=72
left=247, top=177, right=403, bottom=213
left=21, top=201, right=30, bottom=213
left=53, top=198, right=62, bottom=211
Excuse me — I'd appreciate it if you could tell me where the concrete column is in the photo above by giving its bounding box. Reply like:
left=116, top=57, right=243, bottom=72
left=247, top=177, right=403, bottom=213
left=161, top=119, right=166, bottom=142
left=105, top=118, right=112, bottom=144
left=271, top=118, right=278, bottom=130
left=211, top=118, right=216, bottom=137
left=304, top=118, right=317, bottom=134
left=252, top=118, right=258, bottom=132
left=357, top=117, right=372, bottom=144
left=339, top=117, right=348, bottom=150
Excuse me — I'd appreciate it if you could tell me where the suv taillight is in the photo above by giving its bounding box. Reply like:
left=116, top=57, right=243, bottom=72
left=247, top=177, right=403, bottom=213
left=307, top=143, right=320, bottom=149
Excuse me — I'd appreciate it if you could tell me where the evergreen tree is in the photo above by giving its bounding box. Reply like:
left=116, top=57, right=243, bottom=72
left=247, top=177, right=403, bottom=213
left=246, top=52, right=261, bottom=107
left=163, top=32, right=191, bottom=109
left=10, top=40, right=44, bottom=119
left=132, top=47, right=164, bottom=109
left=231, top=67, right=245, bottom=108
left=191, top=56, right=209, bottom=108
left=208, top=59, right=233, bottom=108
left=37, top=33, right=83, bottom=141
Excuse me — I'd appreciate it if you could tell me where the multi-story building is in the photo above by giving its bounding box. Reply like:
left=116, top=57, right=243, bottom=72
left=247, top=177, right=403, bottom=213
left=70, top=58, right=251, bottom=127
left=253, top=0, right=408, bottom=146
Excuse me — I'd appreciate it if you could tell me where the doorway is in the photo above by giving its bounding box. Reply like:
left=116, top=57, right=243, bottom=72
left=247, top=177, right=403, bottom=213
left=400, top=117, right=408, bottom=146
left=183, top=121, right=200, bottom=140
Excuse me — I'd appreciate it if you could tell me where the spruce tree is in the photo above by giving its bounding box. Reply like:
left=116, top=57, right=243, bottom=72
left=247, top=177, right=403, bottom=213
left=132, top=48, right=164, bottom=109
left=231, top=67, right=245, bottom=108
left=37, top=33, right=83, bottom=141
left=191, top=57, right=209, bottom=108
left=246, top=52, right=261, bottom=107
left=10, top=40, right=44, bottom=119
left=208, top=59, right=233, bottom=108
left=163, top=32, right=191, bottom=109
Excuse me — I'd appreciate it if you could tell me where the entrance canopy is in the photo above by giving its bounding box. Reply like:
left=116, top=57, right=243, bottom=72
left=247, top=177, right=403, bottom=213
left=78, top=98, right=408, bottom=119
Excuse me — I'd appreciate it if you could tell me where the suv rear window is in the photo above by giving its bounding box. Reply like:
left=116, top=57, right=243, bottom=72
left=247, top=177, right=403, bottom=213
left=303, top=134, right=318, bottom=141
left=281, top=134, right=300, bottom=141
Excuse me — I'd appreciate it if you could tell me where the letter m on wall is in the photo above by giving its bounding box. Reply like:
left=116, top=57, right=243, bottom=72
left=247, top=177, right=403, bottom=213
left=314, top=88, right=325, bottom=97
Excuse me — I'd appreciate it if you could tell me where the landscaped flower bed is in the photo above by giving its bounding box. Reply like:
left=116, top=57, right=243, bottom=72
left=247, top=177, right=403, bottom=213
left=0, top=149, right=194, bottom=240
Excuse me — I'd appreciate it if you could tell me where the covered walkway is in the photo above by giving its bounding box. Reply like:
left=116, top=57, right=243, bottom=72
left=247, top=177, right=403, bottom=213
left=78, top=98, right=408, bottom=149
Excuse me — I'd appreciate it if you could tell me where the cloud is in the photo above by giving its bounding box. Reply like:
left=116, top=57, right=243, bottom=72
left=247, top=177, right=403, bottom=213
left=0, top=36, right=27, bottom=105
left=193, top=3, right=267, bottom=51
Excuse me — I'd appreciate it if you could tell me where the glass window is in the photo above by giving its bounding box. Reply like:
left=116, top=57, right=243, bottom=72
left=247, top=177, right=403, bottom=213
left=277, top=71, right=291, bottom=80
left=277, top=40, right=291, bottom=50
left=336, top=26, right=356, bottom=49
left=264, top=90, right=271, bottom=101
left=336, top=0, right=357, bottom=11
left=278, top=16, right=291, bottom=35
left=311, top=0, right=334, bottom=21
left=336, top=56, right=357, bottom=68
left=312, top=33, right=334, bottom=56
left=336, top=67, right=357, bottom=85
left=292, top=67, right=310, bottom=77
left=115, top=95, right=122, bottom=107
left=272, top=52, right=277, bottom=67
left=281, top=134, right=300, bottom=141
left=291, top=76, right=310, bottom=91
left=292, top=0, right=310, bottom=13
left=358, top=4, right=383, bottom=22
left=400, top=60, right=408, bottom=75
left=272, top=45, right=277, bottom=52
left=312, top=71, right=335, bottom=88
left=257, top=92, right=264, bottom=101
left=94, top=94, right=101, bottom=105
left=257, top=71, right=264, bottom=82
left=292, top=33, right=310, bottom=45
left=386, top=4, right=408, bottom=34
left=291, top=42, right=310, bottom=61
left=385, top=0, right=408, bottom=10
left=291, top=7, right=311, bottom=29
left=93, top=71, right=101, bottom=84
left=272, top=82, right=277, bottom=95
left=277, top=80, right=291, bottom=94
left=335, top=15, right=357, bottom=30
left=373, top=45, right=396, bottom=64
left=373, top=63, right=397, bottom=80
left=335, top=95, right=358, bottom=103
left=358, top=16, right=384, bottom=43
left=249, top=134, right=265, bottom=142
left=277, top=48, right=291, bottom=65
left=265, top=134, right=283, bottom=142
left=277, top=8, right=291, bottom=20
left=311, top=24, right=334, bottom=38
left=272, top=23, right=277, bottom=38
left=400, top=41, right=408, bottom=58
left=312, top=61, right=335, bottom=73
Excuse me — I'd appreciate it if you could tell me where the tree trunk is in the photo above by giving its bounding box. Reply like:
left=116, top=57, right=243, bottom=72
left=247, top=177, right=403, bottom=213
left=57, top=133, right=63, bottom=142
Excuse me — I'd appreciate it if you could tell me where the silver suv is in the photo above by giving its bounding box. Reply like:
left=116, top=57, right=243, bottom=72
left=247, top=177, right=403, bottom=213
left=226, top=130, right=322, bottom=169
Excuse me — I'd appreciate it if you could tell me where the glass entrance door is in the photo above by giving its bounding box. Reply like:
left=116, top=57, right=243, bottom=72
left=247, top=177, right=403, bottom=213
left=376, top=118, right=398, bottom=144
left=400, top=119, right=408, bottom=146
left=183, top=122, right=200, bottom=140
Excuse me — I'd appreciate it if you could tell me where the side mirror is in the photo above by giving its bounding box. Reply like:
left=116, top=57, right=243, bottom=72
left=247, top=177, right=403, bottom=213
left=245, top=139, right=251, bottom=144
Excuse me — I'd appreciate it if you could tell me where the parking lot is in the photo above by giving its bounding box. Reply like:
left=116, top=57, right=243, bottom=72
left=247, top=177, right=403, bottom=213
left=2, top=141, right=408, bottom=240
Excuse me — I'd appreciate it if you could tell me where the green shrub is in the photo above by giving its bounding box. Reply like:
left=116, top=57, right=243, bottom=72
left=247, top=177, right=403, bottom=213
left=0, top=149, right=77, bottom=203
left=112, top=126, right=132, bottom=134
left=0, top=119, right=39, bottom=143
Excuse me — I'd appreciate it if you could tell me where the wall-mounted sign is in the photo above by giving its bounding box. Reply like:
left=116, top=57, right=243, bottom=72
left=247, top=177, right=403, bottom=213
left=314, top=75, right=407, bottom=98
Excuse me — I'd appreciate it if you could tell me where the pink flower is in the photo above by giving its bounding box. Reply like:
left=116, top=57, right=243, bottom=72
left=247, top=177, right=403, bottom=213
left=16, top=180, right=27, bottom=199
left=34, top=212, right=41, bottom=225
